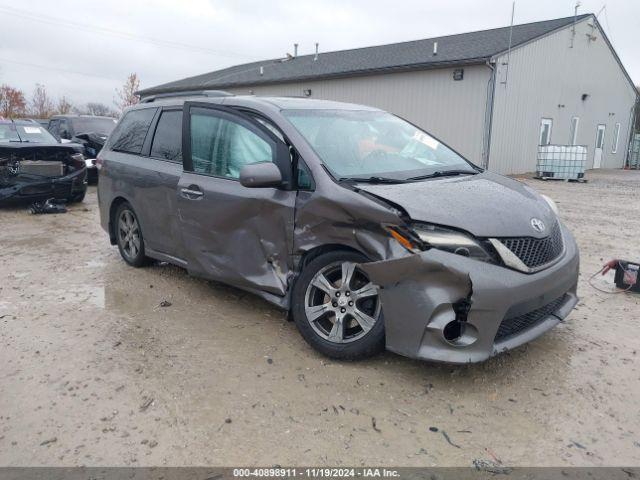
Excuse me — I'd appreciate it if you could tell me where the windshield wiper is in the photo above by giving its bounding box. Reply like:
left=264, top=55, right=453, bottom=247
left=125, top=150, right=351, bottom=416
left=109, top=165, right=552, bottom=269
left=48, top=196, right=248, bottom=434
left=338, top=176, right=407, bottom=184
left=405, top=169, right=479, bottom=181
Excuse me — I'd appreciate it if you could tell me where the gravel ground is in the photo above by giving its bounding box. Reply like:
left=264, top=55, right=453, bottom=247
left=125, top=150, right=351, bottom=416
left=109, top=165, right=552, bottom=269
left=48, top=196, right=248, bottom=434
left=0, top=169, right=639, bottom=467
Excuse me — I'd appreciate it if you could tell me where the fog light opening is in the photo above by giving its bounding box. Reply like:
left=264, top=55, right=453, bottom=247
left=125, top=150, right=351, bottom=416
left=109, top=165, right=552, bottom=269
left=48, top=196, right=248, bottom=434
left=443, top=320, right=465, bottom=342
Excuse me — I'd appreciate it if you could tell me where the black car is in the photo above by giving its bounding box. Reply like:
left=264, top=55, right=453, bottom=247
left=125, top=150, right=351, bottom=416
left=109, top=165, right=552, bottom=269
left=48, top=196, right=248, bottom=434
left=0, top=119, right=87, bottom=205
left=48, top=115, right=117, bottom=183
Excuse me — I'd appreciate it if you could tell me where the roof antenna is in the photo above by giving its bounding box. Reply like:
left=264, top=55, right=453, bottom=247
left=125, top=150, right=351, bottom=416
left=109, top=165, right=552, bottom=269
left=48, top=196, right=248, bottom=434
left=502, top=1, right=515, bottom=86
left=571, top=1, right=581, bottom=48
left=294, top=43, right=298, bottom=57
left=314, top=43, right=319, bottom=61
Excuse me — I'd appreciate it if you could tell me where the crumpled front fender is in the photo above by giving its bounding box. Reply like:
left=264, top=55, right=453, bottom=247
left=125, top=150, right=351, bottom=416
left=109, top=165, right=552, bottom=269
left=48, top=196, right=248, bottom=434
left=360, top=225, right=579, bottom=363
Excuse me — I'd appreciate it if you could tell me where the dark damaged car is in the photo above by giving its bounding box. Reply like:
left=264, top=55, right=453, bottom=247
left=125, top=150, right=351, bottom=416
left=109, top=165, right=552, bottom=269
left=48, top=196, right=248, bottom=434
left=97, top=94, right=579, bottom=363
left=0, top=119, right=87, bottom=205
left=48, top=115, right=117, bottom=183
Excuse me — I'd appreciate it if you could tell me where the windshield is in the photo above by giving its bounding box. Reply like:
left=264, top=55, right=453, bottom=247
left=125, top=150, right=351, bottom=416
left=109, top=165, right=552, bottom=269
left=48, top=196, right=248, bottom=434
left=0, top=123, right=58, bottom=143
left=283, top=109, right=475, bottom=181
left=71, top=117, right=117, bottom=135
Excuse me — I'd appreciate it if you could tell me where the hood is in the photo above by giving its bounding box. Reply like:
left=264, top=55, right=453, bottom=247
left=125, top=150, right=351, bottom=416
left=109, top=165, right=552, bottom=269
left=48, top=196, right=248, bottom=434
left=356, top=172, right=557, bottom=238
left=0, top=142, right=82, bottom=153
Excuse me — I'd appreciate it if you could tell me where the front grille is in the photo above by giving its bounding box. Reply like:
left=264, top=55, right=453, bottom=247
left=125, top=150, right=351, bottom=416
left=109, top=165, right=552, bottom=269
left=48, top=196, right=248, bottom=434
left=498, top=222, right=563, bottom=269
left=495, top=295, right=567, bottom=341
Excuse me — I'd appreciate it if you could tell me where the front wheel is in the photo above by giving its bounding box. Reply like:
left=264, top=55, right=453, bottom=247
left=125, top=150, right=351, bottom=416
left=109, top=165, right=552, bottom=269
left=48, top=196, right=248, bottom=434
left=292, top=251, right=385, bottom=360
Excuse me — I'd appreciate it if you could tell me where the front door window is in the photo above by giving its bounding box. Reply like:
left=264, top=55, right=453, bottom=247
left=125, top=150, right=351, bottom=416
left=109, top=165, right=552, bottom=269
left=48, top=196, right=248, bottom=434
left=190, top=113, right=273, bottom=179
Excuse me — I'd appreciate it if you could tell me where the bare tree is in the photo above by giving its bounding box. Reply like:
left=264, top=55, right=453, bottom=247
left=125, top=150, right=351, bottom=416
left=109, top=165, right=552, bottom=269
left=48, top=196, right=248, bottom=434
left=56, top=96, right=74, bottom=115
left=85, top=102, right=117, bottom=117
left=0, top=84, right=27, bottom=118
left=115, top=73, right=140, bottom=112
left=30, top=83, right=55, bottom=118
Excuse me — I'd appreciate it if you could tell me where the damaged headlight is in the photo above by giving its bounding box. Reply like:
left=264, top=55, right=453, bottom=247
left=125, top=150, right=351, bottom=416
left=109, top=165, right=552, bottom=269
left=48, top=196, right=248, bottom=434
left=386, top=223, right=495, bottom=263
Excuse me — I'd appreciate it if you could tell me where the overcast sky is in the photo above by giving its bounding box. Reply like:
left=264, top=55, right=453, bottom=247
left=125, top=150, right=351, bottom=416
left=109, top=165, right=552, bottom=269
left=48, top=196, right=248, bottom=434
left=1, top=0, right=638, bottom=109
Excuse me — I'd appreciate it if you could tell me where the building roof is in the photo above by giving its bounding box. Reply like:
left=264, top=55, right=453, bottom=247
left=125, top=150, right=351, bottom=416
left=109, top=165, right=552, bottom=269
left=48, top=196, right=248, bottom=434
left=139, top=14, right=591, bottom=96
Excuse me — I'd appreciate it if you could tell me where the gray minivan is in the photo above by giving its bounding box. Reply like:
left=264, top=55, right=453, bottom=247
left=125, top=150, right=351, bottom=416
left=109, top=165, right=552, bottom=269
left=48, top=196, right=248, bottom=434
left=97, top=92, right=579, bottom=363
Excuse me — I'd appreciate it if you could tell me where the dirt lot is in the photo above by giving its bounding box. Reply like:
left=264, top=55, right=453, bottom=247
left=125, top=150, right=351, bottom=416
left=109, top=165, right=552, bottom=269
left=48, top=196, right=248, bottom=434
left=1, top=169, right=639, bottom=467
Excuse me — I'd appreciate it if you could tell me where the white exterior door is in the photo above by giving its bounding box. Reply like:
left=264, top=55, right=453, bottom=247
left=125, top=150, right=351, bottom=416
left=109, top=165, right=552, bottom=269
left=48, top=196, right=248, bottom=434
left=594, top=124, right=606, bottom=169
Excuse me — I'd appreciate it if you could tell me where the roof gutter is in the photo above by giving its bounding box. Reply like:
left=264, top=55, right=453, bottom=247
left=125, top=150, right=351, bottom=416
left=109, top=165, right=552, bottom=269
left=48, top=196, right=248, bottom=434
left=137, top=58, right=490, bottom=96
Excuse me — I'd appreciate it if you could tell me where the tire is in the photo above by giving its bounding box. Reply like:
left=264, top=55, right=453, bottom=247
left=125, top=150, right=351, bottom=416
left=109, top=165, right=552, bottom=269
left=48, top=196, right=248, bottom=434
left=114, top=202, right=149, bottom=268
left=292, top=250, right=385, bottom=360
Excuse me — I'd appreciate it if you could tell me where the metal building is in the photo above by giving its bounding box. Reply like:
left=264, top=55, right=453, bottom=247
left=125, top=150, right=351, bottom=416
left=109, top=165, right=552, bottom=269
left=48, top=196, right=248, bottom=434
left=139, top=14, right=638, bottom=174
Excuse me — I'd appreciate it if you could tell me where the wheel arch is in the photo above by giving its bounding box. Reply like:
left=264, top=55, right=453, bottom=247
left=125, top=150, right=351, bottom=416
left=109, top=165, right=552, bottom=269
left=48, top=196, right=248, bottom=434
left=285, top=243, right=371, bottom=313
left=297, top=243, right=369, bottom=271
left=108, top=196, right=130, bottom=245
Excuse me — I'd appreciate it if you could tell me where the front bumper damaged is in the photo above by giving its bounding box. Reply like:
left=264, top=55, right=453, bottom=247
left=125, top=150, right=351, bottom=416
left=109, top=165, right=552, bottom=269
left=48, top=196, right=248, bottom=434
left=361, top=223, right=579, bottom=364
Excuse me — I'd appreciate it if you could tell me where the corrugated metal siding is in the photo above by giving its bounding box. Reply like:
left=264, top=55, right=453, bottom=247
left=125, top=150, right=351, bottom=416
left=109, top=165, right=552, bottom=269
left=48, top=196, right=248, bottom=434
left=226, top=66, right=491, bottom=164
left=489, top=18, right=637, bottom=174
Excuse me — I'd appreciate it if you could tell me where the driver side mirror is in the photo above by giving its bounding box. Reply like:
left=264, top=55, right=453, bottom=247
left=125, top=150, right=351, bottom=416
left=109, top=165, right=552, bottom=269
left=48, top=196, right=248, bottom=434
left=239, top=162, right=283, bottom=188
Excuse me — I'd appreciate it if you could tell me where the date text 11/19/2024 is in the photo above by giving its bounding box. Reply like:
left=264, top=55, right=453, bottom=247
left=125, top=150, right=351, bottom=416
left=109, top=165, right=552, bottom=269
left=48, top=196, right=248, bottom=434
left=233, top=468, right=400, bottom=478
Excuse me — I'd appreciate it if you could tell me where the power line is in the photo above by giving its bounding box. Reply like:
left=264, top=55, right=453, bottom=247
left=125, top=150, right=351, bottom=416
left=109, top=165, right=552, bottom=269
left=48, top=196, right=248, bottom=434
left=0, top=57, right=121, bottom=82
left=0, top=5, right=259, bottom=60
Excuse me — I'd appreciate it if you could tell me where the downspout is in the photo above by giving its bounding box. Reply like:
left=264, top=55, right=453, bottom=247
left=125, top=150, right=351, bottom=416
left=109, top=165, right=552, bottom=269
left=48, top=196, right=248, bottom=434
left=482, top=60, right=497, bottom=170
left=624, top=102, right=637, bottom=168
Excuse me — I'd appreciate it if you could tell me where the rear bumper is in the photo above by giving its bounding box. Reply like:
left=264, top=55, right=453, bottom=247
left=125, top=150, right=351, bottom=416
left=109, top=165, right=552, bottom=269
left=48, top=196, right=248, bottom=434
left=361, top=223, right=579, bottom=364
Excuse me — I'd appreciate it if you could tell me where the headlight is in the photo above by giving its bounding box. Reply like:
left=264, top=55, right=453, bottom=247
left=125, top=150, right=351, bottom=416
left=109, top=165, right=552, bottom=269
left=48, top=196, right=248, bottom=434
left=386, top=223, right=494, bottom=262
left=541, top=194, right=559, bottom=215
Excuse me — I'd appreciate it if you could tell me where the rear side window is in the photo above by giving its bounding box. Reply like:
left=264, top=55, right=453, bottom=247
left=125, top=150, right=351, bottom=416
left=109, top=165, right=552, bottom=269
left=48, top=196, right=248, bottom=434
left=150, top=110, right=183, bottom=162
left=109, top=108, right=156, bottom=154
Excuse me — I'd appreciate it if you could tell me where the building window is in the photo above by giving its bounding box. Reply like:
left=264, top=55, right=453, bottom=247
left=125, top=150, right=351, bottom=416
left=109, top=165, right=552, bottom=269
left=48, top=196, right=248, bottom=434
left=539, top=118, right=553, bottom=146
left=569, top=117, right=579, bottom=145
left=612, top=122, right=621, bottom=154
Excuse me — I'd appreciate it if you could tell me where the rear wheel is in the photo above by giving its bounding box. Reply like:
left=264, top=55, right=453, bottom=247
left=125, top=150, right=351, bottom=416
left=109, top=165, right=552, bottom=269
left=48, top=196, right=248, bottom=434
left=115, top=203, right=149, bottom=267
left=292, top=251, right=384, bottom=360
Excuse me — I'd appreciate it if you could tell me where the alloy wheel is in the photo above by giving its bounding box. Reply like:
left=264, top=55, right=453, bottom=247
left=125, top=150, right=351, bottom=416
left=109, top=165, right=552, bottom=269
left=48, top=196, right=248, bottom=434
left=304, top=261, right=381, bottom=344
left=118, top=209, right=141, bottom=261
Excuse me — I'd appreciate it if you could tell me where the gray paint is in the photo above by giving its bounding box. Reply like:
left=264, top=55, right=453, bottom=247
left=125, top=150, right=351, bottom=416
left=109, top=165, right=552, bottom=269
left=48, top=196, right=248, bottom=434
left=356, top=171, right=557, bottom=238
left=98, top=95, right=580, bottom=363
left=362, top=229, right=578, bottom=363
left=489, top=16, right=638, bottom=173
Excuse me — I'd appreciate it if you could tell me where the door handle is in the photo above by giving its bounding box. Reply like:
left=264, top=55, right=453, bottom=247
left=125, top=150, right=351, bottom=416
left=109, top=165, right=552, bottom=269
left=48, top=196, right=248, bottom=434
left=180, top=187, right=204, bottom=199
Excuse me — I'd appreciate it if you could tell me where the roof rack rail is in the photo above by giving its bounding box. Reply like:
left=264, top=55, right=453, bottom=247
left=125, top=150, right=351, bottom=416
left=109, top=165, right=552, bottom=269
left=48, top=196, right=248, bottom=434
left=140, top=90, right=233, bottom=103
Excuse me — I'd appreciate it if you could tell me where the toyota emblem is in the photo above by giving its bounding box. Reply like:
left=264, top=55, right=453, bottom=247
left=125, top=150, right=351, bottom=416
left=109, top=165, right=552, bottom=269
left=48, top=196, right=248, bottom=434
left=530, top=218, right=546, bottom=233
